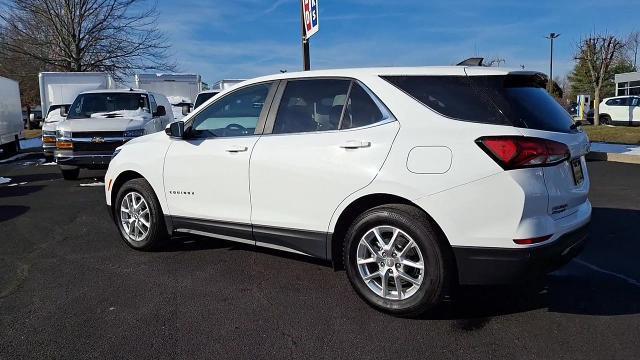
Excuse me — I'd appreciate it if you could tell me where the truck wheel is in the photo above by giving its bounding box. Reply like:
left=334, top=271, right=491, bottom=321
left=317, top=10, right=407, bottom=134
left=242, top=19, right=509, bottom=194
left=2, top=140, right=19, bottom=156
left=343, top=204, right=449, bottom=317
left=61, top=168, right=80, bottom=180
left=114, top=178, right=168, bottom=250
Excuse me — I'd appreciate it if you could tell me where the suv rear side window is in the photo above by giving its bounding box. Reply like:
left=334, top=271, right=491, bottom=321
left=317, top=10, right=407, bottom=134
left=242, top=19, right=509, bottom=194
left=383, top=75, right=575, bottom=133
left=340, top=83, right=384, bottom=130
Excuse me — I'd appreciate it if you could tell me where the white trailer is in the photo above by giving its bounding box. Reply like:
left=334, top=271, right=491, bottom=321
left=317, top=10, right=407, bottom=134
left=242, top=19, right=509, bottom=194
left=212, top=79, right=245, bottom=91
left=0, top=76, right=23, bottom=155
left=39, top=72, right=114, bottom=118
left=134, top=73, right=202, bottom=106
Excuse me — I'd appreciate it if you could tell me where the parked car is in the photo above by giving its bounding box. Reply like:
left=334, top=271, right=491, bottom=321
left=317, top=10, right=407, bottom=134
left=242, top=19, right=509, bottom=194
left=55, top=89, right=173, bottom=179
left=0, top=76, right=23, bottom=156
left=598, top=96, right=640, bottom=125
left=105, top=67, right=591, bottom=316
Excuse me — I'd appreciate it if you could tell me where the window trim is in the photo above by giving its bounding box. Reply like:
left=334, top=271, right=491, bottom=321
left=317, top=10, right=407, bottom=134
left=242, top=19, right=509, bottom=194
left=184, top=80, right=278, bottom=139
left=261, top=76, right=395, bottom=136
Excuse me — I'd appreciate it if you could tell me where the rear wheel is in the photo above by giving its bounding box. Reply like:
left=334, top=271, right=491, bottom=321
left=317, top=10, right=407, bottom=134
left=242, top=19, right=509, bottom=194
left=61, top=168, right=80, bottom=180
left=343, top=204, right=448, bottom=317
left=115, top=178, right=168, bottom=250
left=1, top=140, right=19, bottom=156
left=599, top=115, right=611, bottom=125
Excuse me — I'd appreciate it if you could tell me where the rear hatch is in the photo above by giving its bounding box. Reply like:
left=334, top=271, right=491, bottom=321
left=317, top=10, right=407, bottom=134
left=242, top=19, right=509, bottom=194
left=463, top=69, right=590, bottom=219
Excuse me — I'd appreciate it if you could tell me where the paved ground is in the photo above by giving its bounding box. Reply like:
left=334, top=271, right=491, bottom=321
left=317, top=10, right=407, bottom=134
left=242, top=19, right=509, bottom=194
left=1, top=151, right=639, bottom=359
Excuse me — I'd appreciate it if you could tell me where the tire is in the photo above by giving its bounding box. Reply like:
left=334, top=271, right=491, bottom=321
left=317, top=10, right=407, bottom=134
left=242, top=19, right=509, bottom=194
left=2, top=140, right=19, bottom=156
left=61, top=168, right=80, bottom=180
left=114, top=178, right=168, bottom=250
left=599, top=115, right=611, bottom=125
left=343, top=204, right=448, bottom=317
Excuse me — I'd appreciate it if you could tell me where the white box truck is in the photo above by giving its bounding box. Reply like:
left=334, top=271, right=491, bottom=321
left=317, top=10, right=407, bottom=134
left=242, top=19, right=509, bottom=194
left=134, top=73, right=202, bottom=119
left=0, top=76, right=23, bottom=156
left=212, top=79, right=245, bottom=91
left=39, top=72, right=114, bottom=158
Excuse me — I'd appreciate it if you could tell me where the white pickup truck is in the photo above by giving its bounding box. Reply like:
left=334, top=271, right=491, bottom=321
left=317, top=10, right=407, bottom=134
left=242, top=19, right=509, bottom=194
left=55, top=89, right=173, bottom=179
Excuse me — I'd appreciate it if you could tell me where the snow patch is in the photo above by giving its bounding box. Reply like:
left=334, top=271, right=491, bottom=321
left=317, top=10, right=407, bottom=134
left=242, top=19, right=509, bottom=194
left=590, top=142, right=640, bottom=156
left=42, top=162, right=57, bottom=166
left=0, top=177, right=11, bottom=185
left=80, top=182, right=105, bottom=187
left=19, top=138, right=43, bottom=149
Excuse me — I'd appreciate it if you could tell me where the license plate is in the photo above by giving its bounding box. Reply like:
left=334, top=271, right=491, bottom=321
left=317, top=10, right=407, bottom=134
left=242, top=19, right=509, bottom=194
left=571, top=158, right=584, bottom=186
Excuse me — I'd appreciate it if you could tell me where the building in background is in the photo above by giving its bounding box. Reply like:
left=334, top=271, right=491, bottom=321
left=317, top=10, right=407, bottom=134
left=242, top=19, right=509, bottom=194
left=615, top=72, right=640, bottom=96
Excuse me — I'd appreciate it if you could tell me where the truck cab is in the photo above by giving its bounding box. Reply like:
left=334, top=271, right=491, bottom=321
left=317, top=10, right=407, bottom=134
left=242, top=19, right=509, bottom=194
left=55, top=89, right=173, bottom=179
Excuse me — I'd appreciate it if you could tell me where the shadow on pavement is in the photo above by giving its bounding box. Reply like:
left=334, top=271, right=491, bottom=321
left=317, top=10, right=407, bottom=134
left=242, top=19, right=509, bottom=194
left=0, top=185, right=45, bottom=198
left=145, top=207, right=640, bottom=323
left=428, top=207, right=640, bottom=325
left=0, top=205, right=30, bottom=222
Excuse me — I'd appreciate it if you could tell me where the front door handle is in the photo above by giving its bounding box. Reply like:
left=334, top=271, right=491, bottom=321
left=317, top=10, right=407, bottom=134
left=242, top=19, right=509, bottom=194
left=340, top=140, right=371, bottom=149
left=225, top=145, right=248, bottom=153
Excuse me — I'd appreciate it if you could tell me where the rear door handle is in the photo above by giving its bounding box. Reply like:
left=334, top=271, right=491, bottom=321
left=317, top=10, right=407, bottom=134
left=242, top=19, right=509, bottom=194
left=340, top=140, right=371, bottom=149
left=225, top=145, right=248, bottom=153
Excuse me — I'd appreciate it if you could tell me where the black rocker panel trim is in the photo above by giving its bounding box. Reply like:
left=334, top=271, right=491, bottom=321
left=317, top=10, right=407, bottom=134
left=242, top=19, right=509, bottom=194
left=170, top=216, right=329, bottom=259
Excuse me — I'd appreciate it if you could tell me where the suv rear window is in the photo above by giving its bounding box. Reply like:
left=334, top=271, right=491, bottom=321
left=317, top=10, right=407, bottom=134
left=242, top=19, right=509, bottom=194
left=383, top=75, right=574, bottom=133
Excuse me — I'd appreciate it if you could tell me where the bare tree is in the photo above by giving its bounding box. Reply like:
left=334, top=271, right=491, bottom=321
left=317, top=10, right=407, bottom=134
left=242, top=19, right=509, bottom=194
left=0, top=0, right=175, bottom=81
left=627, top=31, right=640, bottom=71
left=575, top=34, right=625, bottom=125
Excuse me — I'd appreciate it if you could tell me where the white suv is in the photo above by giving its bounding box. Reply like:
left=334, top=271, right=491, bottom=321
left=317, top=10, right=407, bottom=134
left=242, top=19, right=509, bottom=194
left=105, top=67, right=591, bottom=316
left=598, top=96, right=640, bottom=125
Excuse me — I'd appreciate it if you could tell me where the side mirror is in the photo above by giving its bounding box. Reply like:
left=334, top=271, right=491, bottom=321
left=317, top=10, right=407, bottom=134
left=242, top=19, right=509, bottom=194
left=165, top=121, right=185, bottom=138
left=182, top=104, right=192, bottom=116
left=29, top=113, right=35, bottom=121
left=154, top=105, right=167, bottom=117
left=60, top=106, right=68, bottom=117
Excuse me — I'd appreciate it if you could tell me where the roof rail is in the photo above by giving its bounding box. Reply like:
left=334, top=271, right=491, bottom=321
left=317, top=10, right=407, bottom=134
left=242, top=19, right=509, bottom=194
left=457, top=57, right=484, bottom=66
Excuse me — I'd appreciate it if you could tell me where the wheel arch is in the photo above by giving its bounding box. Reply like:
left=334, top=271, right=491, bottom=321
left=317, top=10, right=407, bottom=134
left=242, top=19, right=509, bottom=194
left=110, top=170, right=145, bottom=214
left=329, top=193, right=454, bottom=273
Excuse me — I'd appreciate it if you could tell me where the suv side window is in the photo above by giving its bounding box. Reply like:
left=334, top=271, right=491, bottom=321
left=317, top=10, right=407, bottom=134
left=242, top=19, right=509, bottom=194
left=606, top=98, right=629, bottom=106
left=190, top=82, right=272, bottom=138
left=340, top=83, right=384, bottom=129
left=273, top=79, right=350, bottom=134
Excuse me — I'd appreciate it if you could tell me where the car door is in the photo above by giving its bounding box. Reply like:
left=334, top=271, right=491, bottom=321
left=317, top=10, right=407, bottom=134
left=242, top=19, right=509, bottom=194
left=249, top=78, right=399, bottom=258
left=163, top=81, right=276, bottom=240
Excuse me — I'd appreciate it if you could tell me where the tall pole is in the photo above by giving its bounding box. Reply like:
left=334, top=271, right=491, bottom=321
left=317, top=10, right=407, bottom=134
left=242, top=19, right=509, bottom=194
left=301, top=1, right=310, bottom=71
left=545, top=32, right=560, bottom=93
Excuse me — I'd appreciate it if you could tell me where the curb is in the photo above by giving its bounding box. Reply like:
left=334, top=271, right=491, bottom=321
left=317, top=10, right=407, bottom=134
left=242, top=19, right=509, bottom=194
left=586, top=151, right=640, bottom=164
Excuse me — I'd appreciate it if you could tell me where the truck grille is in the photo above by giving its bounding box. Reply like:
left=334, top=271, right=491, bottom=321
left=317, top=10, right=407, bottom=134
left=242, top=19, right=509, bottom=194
left=73, top=131, right=125, bottom=138
left=73, top=141, right=124, bottom=152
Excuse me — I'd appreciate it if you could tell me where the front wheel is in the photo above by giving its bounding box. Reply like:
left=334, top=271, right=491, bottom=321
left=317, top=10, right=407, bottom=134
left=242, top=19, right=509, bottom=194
left=114, top=178, right=168, bottom=250
left=344, top=204, right=448, bottom=317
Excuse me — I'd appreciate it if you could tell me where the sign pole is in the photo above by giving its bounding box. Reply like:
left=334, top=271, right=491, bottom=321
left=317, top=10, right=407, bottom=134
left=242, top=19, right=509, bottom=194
left=301, top=1, right=310, bottom=71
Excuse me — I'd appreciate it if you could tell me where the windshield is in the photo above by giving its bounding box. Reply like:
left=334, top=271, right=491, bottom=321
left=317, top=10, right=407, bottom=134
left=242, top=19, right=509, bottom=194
left=67, top=93, right=150, bottom=119
left=194, top=92, right=219, bottom=109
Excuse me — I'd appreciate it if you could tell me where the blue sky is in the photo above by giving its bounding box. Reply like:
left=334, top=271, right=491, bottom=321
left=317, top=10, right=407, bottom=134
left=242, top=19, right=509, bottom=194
left=156, top=0, right=640, bottom=84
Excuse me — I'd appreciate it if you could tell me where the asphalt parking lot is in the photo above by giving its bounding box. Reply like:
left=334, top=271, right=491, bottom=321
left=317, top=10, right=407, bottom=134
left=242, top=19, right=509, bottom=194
left=1, top=151, right=639, bottom=359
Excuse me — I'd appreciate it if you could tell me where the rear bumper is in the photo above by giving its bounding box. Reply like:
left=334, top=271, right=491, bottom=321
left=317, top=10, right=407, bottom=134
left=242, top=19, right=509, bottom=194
left=452, top=223, right=589, bottom=285
left=55, top=150, right=113, bottom=169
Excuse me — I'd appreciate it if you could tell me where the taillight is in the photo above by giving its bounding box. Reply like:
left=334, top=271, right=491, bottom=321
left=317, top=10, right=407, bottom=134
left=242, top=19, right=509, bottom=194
left=476, top=136, right=570, bottom=169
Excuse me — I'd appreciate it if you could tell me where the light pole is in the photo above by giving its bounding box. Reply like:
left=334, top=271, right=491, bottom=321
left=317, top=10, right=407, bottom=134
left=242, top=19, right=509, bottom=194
left=545, top=32, right=560, bottom=93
